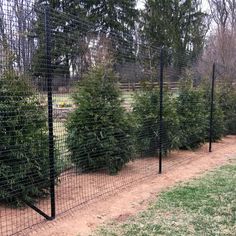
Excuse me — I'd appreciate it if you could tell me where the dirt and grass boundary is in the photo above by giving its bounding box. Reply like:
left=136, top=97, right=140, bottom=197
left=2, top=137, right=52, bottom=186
left=94, top=159, right=236, bottom=235
left=24, top=136, right=236, bottom=236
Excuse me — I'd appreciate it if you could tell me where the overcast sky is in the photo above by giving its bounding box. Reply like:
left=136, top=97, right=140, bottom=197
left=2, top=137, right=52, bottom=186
left=136, top=0, right=210, bottom=12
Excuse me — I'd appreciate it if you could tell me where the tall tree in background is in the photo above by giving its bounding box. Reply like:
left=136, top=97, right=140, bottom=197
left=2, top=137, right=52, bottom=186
left=32, top=0, right=139, bottom=83
left=142, top=0, right=208, bottom=69
left=80, top=0, right=138, bottom=63
left=32, top=0, right=89, bottom=84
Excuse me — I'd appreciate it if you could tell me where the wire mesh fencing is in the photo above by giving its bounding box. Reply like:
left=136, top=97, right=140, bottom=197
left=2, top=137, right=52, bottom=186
left=0, top=2, right=236, bottom=236
left=214, top=63, right=236, bottom=137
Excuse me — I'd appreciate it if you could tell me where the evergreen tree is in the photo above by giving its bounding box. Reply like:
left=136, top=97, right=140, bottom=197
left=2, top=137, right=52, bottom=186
left=0, top=72, right=54, bottom=205
left=142, top=0, right=208, bottom=69
left=32, top=0, right=138, bottom=81
left=132, top=83, right=180, bottom=156
left=218, top=83, right=236, bottom=135
left=80, top=0, right=138, bottom=62
left=176, top=76, right=208, bottom=149
left=66, top=65, right=133, bottom=174
left=32, top=0, right=88, bottom=82
left=200, top=78, right=225, bottom=141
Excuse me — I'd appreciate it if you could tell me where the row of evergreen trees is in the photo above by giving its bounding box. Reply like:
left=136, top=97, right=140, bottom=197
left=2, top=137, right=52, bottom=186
left=66, top=65, right=235, bottom=175
left=32, top=0, right=208, bottom=79
left=0, top=65, right=235, bottom=205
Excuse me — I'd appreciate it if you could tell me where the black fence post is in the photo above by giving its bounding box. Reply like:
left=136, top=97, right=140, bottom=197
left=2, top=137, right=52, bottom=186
left=209, top=63, right=216, bottom=152
left=45, top=5, right=56, bottom=219
left=159, top=48, right=164, bottom=174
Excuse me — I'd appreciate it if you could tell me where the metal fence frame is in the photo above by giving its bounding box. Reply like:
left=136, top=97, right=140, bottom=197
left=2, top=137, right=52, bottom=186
left=0, top=4, right=229, bottom=236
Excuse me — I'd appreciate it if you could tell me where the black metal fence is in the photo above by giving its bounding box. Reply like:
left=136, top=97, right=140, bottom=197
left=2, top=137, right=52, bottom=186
left=1, top=2, right=236, bottom=236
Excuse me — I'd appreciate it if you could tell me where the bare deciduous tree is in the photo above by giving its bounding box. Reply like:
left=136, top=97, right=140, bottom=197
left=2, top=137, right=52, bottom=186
left=0, top=0, right=36, bottom=73
left=204, top=0, right=236, bottom=74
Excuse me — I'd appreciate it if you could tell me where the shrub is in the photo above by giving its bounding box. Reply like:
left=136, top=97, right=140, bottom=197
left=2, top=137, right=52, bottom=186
left=200, top=79, right=225, bottom=141
left=208, top=101, right=225, bottom=141
left=0, top=72, right=53, bottom=205
left=176, top=78, right=208, bottom=149
left=218, top=83, right=236, bottom=135
left=66, top=65, right=133, bottom=175
left=132, top=83, right=180, bottom=157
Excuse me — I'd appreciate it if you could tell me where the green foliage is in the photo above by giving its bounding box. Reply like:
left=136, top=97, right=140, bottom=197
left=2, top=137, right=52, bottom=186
left=80, top=0, right=138, bottom=61
left=209, top=102, right=225, bottom=141
left=0, top=72, right=52, bottom=205
left=32, top=1, right=88, bottom=79
left=132, top=84, right=180, bottom=157
left=33, top=0, right=138, bottom=78
left=218, top=83, right=236, bottom=135
left=66, top=65, right=133, bottom=175
left=142, top=0, right=208, bottom=67
left=200, top=78, right=225, bottom=141
left=176, top=78, right=208, bottom=149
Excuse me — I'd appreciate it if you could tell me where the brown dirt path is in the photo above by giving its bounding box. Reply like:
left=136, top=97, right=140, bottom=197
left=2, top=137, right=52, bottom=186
left=24, top=136, right=236, bottom=236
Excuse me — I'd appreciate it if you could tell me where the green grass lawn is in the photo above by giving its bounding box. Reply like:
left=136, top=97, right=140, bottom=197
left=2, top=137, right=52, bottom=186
left=94, top=159, right=236, bottom=236
left=54, top=121, right=66, bottom=137
left=122, top=91, right=134, bottom=102
left=53, top=121, right=72, bottom=171
left=53, top=93, right=74, bottom=107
